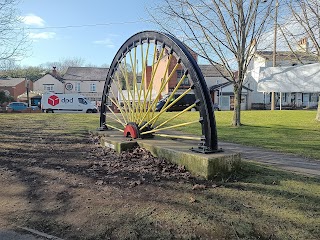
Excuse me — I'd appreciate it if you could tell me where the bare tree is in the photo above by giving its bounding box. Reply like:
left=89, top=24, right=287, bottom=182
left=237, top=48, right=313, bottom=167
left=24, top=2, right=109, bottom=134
left=282, top=0, right=320, bottom=120
left=150, top=0, right=274, bottom=126
left=0, top=0, right=28, bottom=67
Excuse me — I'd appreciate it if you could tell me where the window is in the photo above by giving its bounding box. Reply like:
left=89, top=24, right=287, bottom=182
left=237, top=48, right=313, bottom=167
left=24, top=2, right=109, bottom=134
left=302, top=93, right=309, bottom=103
left=43, top=84, right=54, bottom=92
left=90, top=83, right=96, bottom=92
left=282, top=93, right=287, bottom=102
left=75, top=82, right=81, bottom=92
left=78, top=98, right=87, bottom=105
left=106, top=98, right=112, bottom=106
left=176, top=70, right=189, bottom=86
left=311, top=93, right=318, bottom=102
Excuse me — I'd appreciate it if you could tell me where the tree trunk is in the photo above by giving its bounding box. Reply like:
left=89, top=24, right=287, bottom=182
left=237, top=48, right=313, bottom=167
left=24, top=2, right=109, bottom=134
left=232, top=87, right=241, bottom=126
left=316, top=96, right=320, bottom=121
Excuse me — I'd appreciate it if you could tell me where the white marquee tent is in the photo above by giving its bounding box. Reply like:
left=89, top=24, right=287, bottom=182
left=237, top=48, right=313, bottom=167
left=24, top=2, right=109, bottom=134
left=257, top=63, right=320, bottom=93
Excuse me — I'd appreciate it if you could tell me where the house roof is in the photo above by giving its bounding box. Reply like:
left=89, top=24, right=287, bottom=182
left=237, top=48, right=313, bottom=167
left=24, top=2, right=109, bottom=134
left=48, top=73, right=64, bottom=82
left=209, top=81, right=253, bottom=92
left=255, top=51, right=319, bottom=63
left=63, top=67, right=109, bottom=81
left=199, top=64, right=229, bottom=77
left=0, top=78, right=25, bottom=87
left=33, top=73, right=64, bottom=83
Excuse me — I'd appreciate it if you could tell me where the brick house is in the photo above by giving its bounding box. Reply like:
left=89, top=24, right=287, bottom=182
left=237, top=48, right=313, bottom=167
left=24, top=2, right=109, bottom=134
left=143, top=47, right=238, bottom=110
left=0, top=77, right=32, bottom=102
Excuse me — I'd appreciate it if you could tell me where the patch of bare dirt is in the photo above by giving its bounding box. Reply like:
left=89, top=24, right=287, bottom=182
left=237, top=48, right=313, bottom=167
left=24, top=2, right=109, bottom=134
left=0, top=120, right=224, bottom=240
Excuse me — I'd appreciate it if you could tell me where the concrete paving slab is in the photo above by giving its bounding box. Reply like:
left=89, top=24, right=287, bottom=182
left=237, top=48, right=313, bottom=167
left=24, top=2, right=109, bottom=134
left=93, top=129, right=320, bottom=178
left=94, top=130, right=241, bottom=179
left=0, top=230, right=45, bottom=240
left=0, top=227, right=64, bottom=240
left=219, top=141, right=320, bottom=178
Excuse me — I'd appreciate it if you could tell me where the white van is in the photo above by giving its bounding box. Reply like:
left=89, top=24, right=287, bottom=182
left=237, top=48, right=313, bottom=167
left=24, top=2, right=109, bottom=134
left=41, top=93, right=98, bottom=113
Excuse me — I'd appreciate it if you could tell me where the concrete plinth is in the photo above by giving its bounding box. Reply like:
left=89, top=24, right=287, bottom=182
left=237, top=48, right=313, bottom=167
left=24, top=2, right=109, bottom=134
left=92, top=130, right=241, bottom=179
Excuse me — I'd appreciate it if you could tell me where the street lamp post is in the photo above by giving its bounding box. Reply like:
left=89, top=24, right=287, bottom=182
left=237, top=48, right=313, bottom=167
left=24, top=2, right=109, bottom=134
left=25, top=77, right=30, bottom=107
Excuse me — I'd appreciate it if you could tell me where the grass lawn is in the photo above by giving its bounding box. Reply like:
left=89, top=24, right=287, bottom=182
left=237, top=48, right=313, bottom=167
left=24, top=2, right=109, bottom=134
left=6, top=110, right=318, bottom=159
left=158, top=110, right=320, bottom=160
left=0, top=112, right=319, bottom=239
left=218, top=110, right=320, bottom=160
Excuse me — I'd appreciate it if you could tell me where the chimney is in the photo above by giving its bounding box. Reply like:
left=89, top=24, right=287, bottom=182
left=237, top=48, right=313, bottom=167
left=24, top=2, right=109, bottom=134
left=297, top=37, right=309, bottom=53
left=52, top=66, right=57, bottom=77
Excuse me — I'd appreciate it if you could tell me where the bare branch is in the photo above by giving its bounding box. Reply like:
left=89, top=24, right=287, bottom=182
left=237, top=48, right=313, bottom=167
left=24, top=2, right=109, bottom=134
left=149, top=0, right=274, bottom=126
left=0, top=0, right=28, bottom=67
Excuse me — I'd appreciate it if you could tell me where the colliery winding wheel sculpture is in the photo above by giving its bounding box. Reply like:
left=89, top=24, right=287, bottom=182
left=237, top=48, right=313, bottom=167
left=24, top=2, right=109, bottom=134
left=99, top=31, right=219, bottom=153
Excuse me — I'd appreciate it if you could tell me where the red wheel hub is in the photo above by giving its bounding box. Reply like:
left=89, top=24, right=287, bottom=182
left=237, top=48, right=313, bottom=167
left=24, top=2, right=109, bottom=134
left=124, top=123, right=140, bottom=139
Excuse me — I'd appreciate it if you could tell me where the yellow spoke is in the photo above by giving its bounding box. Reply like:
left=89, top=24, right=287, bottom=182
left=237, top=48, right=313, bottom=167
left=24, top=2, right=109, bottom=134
left=148, top=46, right=165, bottom=105
left=141, top=120, right=199, bottom=135
left=154, top=133, right=201, bottom=141
left=140, top=44, right=158, bottom=119
left=138, top=56, right=181, bottom=126
left=136, top=43, right=151, bottom=122
left=109, top=85, right=129, bottom=123
left=106, top=106, right=126, bottom=127
left=160, top=74, right=189, bottom=112
left=141, top=75, right=189, bottom=128
left=150, top=46, right=165, bottom=82
left=129, top=49, right=138, bottom=119
left=106, top=124, right=124, bottom=132
left=113, top=75, right=131, bottom=120
left=107, top=95, right=128, bottom=125
left=139, top=43, right=150, bottom=117
left=153, top=103, right=197, bottom=130
left=108, top=83, right=129, bottom=122
left=150, top=55, right=179, bottom=113
left=119, top=58, right=134, bottom=121
left=139, top=88, right=193, bottom=131
left=150, top=89, right=193, bottom=130
left=117, top=67, right=135, bottom=122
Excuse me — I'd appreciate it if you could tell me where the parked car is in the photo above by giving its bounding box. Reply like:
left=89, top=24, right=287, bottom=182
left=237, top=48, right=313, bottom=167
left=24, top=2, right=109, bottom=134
left=6, top=102, right=28, bottom=111
left=155, top=93, right=221, bottom=112
left=155, top=93, right=197, bottom=112
left=5, top=102, right=39, bottom=111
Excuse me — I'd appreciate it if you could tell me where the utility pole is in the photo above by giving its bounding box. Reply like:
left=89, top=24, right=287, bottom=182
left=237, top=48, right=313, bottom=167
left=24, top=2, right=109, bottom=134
left=271, top=0, right=279, bottom=111
left=25, top=77, right=30, bottom=107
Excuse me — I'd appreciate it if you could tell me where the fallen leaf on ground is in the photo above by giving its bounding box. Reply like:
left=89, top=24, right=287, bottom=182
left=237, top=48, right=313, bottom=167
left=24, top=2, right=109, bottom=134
left=242, top=203, right=253, bottom=208
left=95, top=180, right=104, bottom=185
left=192, top=184, right=206, bottom=190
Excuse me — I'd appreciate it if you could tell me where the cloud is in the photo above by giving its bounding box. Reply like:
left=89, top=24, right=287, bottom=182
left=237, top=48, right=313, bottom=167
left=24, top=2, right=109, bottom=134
left=93, top=38, right=115, bottom=48
left=21, top=14, right=45, bottom=27
left=28, top=32, right=56, bottom=39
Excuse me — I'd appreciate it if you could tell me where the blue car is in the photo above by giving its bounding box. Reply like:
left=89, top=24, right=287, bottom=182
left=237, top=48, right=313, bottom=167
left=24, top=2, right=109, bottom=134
left=6, top=102, right=28, bottom=111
